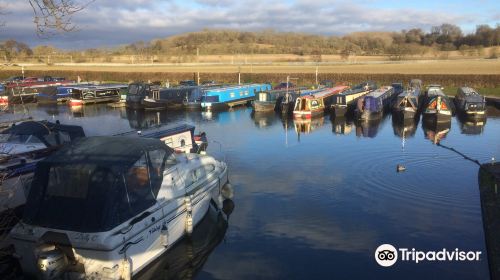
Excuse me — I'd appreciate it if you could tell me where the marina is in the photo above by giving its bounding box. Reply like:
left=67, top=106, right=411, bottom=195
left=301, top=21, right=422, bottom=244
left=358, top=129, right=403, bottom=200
left=0, top=100, right=498, bottom=279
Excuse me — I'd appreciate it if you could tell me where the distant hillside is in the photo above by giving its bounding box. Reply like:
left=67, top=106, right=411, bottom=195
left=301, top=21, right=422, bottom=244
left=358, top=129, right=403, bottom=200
left=0, top=24, right=498, bottom=63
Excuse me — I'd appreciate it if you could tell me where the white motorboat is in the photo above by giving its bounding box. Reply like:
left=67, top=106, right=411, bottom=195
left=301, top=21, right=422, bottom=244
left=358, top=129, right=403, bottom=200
left=0, top=121, right=85, bottom=215
left=8, top=136, right=228, bottom=279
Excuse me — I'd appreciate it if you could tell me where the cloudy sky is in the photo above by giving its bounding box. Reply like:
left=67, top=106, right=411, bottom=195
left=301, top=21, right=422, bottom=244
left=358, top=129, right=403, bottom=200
left=0, top=0, right=499, bottom=49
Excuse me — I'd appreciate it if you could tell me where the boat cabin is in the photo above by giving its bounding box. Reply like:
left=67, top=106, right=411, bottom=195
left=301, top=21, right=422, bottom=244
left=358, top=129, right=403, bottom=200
left=22, top=137, right=175, bottom=233
left=0, top=121, right=85, bottom=157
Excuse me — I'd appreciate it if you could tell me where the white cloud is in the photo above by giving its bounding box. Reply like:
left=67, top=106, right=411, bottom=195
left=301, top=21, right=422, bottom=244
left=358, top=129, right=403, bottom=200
left=0, top=0, right=495, bottom=48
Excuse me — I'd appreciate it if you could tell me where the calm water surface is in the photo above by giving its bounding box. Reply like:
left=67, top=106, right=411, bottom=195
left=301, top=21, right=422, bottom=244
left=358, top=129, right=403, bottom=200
left=2, top=103, right=500, bottom=280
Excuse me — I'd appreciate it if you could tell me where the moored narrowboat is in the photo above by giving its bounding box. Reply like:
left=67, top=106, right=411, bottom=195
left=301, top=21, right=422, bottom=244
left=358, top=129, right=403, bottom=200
left=331, top=81, right=377, bottom=117
left=253, top=88, right=304, bottom=112
left=422, top=85, right=453, bottom=123
left=126, top=82, right=161, bottom=109
left=293, top=86, right=349, bottom=119
left=454, top=87, right=486, bottom=119
left=201, top=84, right=271, bottom=110
left=392, top=79, right=422, bottom=120
left=1, top=78, right=73, bottom=104
left=36, top=86, right=75, bottom=104
left=69, top=84, right=128, bottom=105
left=356, top=86, right=395, bottom=120
left=280, top=88, right=322, bottom=115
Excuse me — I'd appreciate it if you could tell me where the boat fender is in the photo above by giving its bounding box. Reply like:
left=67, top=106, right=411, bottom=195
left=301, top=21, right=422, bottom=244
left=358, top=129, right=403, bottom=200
left=221, top=183, right=234, bottom=199
left=185, top=213, right=193, bottom=236
left=185, top=197, right=193, bottom=235
left=160, top=224, right=169, bottom=247
left=120, top=257, right=132, bottom=280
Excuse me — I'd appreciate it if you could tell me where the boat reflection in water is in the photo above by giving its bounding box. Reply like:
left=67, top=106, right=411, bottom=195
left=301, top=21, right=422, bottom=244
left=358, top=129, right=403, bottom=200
left=251, top=111, right=277, bottom=129
left=69, top=103, right=114, bottom=118
left=135, top=202, right=233, bottom=280
left=331, top=116, right=355, bottom=135
left=354, top=117, right=383, bottom=138
left=294, top=116, right=325, bottom=135
left=392, top=115, right=419, bottom=139
left=126, top=108, right=169, bottom=129
left=422, top=119, right=451, bottom=144
left=457, top=114, right=486, bottom=135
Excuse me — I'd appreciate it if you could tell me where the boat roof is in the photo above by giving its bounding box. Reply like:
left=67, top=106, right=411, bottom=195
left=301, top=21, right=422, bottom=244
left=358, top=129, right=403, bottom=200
left=1, top=120, right=85, bottom=139
left=44, top=136, right=172, bottom=166
left=366, top=86, right=393, bottom=98
left=66, top=84, right=128, bottom=90
left=459, top=87, right=480, bottom=96
left=305, top=85, right=349, bottom=98
left=116, top=124, right=195, bottom=139
left=206, top=83, right=269, bottom=93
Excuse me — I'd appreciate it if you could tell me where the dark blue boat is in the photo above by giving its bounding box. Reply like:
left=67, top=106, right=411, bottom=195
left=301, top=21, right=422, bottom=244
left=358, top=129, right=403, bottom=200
left=356, top=86, right=395, bottom=120
left=454, top=87, right=486, bottom=119
left=36, top=86, right=74, bottom=104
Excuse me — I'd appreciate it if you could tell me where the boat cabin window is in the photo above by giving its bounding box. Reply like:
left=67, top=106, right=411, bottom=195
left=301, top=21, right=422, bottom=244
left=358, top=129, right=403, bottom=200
left=165, top=153, right=177, bottom=169
left=148, top=149, right=167, bottom=196
left=311, top=100, right=319, bottom=108
left=125, top=155, right=156, bottom=214
left=201, top=96, right=219, bottom=103
left=3, top=134, right=44, bottom=145
left=23, top=163, right=133, bottom=232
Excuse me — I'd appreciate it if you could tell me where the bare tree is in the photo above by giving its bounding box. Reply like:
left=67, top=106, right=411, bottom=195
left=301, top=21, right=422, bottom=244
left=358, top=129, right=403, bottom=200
left=28, top=0, right=93, bottom=36
left=0, top=1, right=91, bottom=36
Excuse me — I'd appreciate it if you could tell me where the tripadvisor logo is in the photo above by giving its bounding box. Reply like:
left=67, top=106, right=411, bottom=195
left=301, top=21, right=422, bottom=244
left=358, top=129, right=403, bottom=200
left=375, top=244, right=482, bottom=267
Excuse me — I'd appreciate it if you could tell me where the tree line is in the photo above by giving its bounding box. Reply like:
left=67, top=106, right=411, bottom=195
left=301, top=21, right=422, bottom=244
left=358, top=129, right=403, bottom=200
left=1, top=23, right=499, bottom=62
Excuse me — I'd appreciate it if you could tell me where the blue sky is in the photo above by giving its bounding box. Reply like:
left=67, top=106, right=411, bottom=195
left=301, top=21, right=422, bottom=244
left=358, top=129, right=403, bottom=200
left=0, top=0, right=498, bottom=49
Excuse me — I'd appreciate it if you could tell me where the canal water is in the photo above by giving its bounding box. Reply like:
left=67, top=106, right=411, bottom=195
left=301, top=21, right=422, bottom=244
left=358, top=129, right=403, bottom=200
left=2, top=103, right=500, bottom=279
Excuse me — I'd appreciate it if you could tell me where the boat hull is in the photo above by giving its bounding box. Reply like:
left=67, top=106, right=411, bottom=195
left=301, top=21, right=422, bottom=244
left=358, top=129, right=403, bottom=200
left=143, top=99, right=168, bottom=111
left=253, top=101, right=276, bottom=112
left=201, top=96, right=254, bottom=111
left=10, top=162, right=229, bottom=279
left=423, top=111, right=452, bottom=123
left=393, top=108, right=417, bottom=120
left=358, top=110, right=383, bottom=121
left=331, top=105, right=348, bottom=117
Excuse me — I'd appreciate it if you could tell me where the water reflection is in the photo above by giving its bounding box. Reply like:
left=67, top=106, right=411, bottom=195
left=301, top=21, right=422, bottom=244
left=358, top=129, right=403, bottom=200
left=293, top=117, right=324, bottom=136
left=392, top=116, right=419, bottom=138
left=331, top=116, right=355, bottom=135
left=251, top=111, right=277, bottom=129
left=125, top=108, right=170, bottom=129
left=354, top=117, right=383, bottom=138
left=422, top=120, right=451, bottom=144
left=134, top=205, right=231, bottom=280
left=457, top=114, right=486, bottom=135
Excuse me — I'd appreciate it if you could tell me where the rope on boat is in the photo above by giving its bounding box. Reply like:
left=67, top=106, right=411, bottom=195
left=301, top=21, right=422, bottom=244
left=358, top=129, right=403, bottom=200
left=436, top=143, right=481, bottom=167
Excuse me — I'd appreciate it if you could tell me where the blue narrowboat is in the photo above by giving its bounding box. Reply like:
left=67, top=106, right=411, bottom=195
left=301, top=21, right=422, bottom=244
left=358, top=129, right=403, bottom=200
left=356, top=86, right=396, bottom=120
left=36, top=86, right=76, bottom=104
left=201, top=84, right=271, bottom=110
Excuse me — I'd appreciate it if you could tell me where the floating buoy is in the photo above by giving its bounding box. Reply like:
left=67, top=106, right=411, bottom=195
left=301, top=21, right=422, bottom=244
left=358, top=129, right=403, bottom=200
left=396, top=164, right=406, bottom=172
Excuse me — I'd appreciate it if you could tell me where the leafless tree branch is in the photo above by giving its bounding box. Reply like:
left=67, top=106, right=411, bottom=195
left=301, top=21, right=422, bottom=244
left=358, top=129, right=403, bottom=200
left=27, top=0, right=93, bottom=37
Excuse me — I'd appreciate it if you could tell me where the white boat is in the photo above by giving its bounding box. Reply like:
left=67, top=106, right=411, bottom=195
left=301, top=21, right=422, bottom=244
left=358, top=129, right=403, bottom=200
left=0, top=121, right=85, bottom=215
left=8, top=136, right=228, bottom=279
